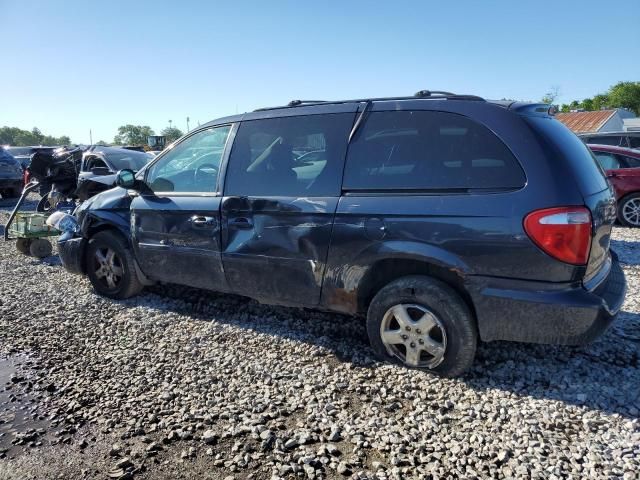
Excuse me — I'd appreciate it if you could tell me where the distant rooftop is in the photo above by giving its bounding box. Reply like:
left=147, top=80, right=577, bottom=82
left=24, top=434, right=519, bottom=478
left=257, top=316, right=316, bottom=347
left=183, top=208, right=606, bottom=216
left=555, top=110, right=617, bottom=133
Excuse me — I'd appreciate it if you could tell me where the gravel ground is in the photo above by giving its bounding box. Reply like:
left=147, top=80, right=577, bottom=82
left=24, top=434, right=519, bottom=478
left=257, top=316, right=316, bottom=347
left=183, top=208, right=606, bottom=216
left=0, top=195, right=638, bottom=480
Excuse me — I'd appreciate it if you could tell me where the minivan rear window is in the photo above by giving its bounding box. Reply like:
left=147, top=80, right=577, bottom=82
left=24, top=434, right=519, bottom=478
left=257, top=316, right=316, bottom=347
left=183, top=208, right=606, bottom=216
left=343, top=111, right=525, bottom=191
left=528, top=117, right=609, bottom=195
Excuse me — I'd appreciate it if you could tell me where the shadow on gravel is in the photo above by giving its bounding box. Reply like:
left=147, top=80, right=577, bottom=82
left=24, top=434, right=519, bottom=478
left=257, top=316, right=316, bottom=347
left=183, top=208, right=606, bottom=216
left=119, top=283, right=640, bottom=419
left=611, top=239, right=640, bottom=266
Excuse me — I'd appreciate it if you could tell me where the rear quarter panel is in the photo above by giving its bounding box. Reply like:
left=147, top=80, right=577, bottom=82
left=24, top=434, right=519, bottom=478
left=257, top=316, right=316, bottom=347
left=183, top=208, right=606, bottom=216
left=320, top=102, right=591, bottom=314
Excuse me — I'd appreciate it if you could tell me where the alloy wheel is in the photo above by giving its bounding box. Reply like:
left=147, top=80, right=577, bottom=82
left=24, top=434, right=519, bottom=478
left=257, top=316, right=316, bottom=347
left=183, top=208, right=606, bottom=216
left=622, top=198, right=640, bottom=227
left=93, top=247, right=124, bottom=289
left=379, top=303, right=447, bottom=369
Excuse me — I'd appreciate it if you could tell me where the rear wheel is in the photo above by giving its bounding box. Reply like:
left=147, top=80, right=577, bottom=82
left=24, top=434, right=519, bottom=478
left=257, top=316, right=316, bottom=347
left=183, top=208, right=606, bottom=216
left=367, top=275, right=477, bottom=377
left=29, top=239, right=52, bottom=258
left=86, top=231, right=143, bottom=299
left=5, top=188, right=21, bottom=198
left=618, top=193, right=640, bottom=227
left=16, top=238, right=32, bottom=255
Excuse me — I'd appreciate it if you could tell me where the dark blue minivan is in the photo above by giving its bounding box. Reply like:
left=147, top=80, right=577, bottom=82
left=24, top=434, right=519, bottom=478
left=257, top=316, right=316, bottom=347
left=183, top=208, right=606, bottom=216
left=56, top=92, right=626, bottom=376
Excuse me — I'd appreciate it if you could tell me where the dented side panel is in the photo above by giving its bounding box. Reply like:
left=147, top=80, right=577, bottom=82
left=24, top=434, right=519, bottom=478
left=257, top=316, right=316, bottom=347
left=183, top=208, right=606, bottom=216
left=221, top=196, right=338, bottom=305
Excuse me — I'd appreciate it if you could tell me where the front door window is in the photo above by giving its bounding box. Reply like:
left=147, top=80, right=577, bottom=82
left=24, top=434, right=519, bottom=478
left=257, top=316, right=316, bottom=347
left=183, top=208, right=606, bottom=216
left=145, top=126, right=231, bottom=194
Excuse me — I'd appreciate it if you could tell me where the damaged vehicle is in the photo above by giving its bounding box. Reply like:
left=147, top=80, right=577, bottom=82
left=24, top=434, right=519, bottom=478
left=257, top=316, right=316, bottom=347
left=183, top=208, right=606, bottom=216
left=0, top=148, right=23, bottom=198
left=54, top=91, right=627, bottom=376
left=76, top=146, right=153, bottom=202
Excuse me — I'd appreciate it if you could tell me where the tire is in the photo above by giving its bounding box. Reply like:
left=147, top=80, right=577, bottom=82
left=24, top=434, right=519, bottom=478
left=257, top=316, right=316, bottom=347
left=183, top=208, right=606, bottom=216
left=5, top=188, right=21, bottom=199
left=29, top=239, right=53, bottom=258
left=618, top=193, right=640, bottom=228
left=16, top=238, right=32, bottom=255
left=367, top=275, right=477, bottom=377
left=86, top=230, right=143, bottom=299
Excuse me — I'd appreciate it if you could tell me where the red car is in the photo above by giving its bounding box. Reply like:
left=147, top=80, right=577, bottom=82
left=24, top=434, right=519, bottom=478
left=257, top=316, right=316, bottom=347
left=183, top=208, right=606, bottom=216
left=589, top=144, right=640, bottom=227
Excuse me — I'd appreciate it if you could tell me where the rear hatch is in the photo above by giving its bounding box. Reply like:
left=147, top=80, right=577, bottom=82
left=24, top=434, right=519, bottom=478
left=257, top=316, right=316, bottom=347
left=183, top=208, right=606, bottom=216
left=524, top=116, right=616, bottom=285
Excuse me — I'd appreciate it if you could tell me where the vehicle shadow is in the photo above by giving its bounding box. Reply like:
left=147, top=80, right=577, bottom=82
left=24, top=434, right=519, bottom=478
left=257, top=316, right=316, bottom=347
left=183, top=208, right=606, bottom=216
left=122, top=283, right=640, bottom=420
left=611, top=239, right=640, bottom=265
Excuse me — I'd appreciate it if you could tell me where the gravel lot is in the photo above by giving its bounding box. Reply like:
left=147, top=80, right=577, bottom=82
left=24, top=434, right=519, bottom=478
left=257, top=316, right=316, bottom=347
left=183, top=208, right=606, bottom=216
left=0, top=195, right=638, bottom=480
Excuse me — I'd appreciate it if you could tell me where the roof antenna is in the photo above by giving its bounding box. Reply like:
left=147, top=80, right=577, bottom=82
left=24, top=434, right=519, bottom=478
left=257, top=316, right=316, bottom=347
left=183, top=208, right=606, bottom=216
left=415, top=90, right=432, bottom=98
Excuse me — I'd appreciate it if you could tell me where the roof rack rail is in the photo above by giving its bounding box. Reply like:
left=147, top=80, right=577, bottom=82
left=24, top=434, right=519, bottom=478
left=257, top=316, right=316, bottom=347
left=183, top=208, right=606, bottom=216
left=254, top=91, right=485, bottom=112
left=287, top=100, right=328, bottom=107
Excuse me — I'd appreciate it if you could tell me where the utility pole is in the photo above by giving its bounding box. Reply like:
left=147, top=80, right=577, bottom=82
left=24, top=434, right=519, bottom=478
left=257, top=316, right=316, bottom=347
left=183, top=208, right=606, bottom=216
left=89, top=129, right=93, bottom=144
left=186, top=116, right=190, bottom=132
left=169, top=120, right=172, bottom=130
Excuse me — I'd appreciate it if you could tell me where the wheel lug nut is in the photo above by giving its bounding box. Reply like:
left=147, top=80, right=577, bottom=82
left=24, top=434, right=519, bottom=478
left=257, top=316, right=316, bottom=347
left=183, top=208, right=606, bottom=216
left=419, top=339, right=424, bottom=344
left=416, top=329, right=421, bottom=334
left=405, top=326, right=411, bottom=331
left=410, top=343, right=416, bottom=348
left=402, top=334, right=408, bottom=340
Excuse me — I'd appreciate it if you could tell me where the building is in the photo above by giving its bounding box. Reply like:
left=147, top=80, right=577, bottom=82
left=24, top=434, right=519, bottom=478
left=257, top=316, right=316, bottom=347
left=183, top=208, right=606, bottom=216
left=623, top=117, right=640, bottom=132
left=555, top=108, right=636, bottom=134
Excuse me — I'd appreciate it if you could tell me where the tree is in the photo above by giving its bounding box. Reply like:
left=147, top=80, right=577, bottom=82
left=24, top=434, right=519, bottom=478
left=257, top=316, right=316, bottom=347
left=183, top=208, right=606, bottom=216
left=160, top=126, right=184, bottom=144
left=96, top=140, right=109, bottom=146
left=581, top=98, right=594, bottom=111
left=591, top=94, right=609, bottom=111
left=541, top=85, right=560, bottom=104
left=113, top=125, right=155, bottom=146
left=606, top=81, right=640, bottom=115
left=0, top=126, right=72, bottom=146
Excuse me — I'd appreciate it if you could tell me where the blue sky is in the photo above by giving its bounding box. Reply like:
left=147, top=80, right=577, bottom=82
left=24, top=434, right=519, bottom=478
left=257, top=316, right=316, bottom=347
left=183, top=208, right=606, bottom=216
left=2, top=0, right=639, bottom=144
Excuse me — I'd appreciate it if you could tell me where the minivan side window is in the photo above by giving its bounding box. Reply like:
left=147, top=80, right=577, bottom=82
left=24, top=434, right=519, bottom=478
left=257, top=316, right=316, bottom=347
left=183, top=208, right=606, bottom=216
left=224, top=113, right=354, bottom=197
left=343, top=111, right=525, bottom=191
left=145, top=126, right=231, bottom=193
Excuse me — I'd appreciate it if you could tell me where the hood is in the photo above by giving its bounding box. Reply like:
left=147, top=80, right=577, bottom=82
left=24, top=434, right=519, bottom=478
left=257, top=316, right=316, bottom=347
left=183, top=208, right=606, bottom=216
left=78, top=186, right=132, bottom=212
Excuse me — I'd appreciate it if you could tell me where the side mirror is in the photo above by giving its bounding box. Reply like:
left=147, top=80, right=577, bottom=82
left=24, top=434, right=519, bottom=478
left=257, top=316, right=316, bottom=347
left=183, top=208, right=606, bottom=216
left=91, top=166, right=111, bottom=176
left=115, top=169, right=136, bottom=189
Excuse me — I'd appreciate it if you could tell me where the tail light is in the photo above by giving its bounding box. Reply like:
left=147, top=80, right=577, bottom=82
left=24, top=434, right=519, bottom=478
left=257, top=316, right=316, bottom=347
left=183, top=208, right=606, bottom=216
left=23, top=169, right=30, bottom=186
left=524, top=207, right=592, bottom=265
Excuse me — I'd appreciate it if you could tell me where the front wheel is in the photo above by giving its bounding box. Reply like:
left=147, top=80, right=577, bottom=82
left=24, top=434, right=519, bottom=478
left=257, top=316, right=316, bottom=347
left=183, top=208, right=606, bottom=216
left=618, top=193, right=640, bottom=228
left=86, top=231, right=143, bottom=299
left=367, top=275, right=477, bottom=377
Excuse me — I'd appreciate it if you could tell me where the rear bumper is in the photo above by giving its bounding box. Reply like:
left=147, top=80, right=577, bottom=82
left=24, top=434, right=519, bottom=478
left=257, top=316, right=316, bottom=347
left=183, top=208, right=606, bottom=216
left=468, top=258, right=626, bottom=345
left=58, top=235, right=86, bottom=275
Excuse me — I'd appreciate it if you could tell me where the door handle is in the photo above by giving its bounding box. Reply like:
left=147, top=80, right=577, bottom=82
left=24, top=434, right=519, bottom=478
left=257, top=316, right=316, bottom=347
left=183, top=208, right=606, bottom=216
left=229, top=217, right=253, bottom=229
left=190, top=216, right=217, bottom=228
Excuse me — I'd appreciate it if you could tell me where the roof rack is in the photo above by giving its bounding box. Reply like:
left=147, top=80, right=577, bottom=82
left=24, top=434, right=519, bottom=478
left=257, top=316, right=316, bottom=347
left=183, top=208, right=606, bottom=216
left=254, top=90, right=485, bottom=112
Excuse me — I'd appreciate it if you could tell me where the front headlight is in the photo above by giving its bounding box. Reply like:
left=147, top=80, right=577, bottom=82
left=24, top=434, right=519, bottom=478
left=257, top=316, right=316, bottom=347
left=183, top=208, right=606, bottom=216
left=46, top=211, right=79, bottom=234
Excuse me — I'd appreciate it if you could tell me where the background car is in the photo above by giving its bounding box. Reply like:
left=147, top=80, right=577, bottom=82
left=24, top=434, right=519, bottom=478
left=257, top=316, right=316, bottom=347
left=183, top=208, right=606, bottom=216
left=589, top=144, right=640, bottom=227
left=3, top=146, right=58, bottom=169
left=0, top=149, right=25, bottom=198
left=580, top=131, right=640, bottom=150
left=75, top=146, right=154, bottom=201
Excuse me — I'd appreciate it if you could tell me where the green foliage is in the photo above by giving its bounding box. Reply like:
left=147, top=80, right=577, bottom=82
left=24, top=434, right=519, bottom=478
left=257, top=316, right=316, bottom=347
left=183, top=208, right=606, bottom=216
left=160, top=126, right=184, bottom=144
left=557, top=81, right=640, bottom=114
left=95, top=140, right=109, bottom=146
left=113, top=125, right=155, bottom=146
left=0, top=126, right=72, bottom=146
left=606, top=82, right=640, bottom=114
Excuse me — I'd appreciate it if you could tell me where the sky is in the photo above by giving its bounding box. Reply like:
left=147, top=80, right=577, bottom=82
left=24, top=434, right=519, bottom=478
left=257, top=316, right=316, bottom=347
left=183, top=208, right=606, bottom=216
left=2, top=0, right=639, bottom=144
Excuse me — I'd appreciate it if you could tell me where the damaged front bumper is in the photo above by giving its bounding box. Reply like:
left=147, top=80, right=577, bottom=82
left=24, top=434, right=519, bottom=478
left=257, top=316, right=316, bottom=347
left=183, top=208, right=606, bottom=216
left=58, top=235, right=86, bottom=275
